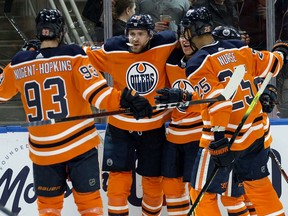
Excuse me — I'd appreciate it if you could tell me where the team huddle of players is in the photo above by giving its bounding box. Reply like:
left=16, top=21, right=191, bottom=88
left=0, top=6, right=287, bottom=216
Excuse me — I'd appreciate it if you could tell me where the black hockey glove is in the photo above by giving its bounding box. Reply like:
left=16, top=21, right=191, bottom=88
left=154, top=87, right=192, bottom=104
left=272, top=41, right=288, bottom=62
left=209, top=137, right=235, bottom=167
left=22, top=39, right=41, bottom=51
left=120, top=87, right=153, bottom=120
left=259, top=84, right=278, bottom=113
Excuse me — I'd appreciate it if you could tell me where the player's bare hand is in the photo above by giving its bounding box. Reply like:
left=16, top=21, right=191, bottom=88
left=154, top=22, right=169, bottom=32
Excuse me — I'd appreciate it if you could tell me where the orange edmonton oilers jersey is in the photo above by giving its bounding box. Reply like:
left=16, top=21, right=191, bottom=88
left=84, top=30, right=178, bottom=131
left=0, top=44, right=122, bottom=165
left=165, top=48, right=202, bottom=144
left=185, top=40, right=283, bottom=151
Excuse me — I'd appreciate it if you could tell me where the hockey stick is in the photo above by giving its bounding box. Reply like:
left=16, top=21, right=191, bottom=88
left=18, top=65, right=245, bottom=127
left=5, top=0, right=72, bottom=45
left=188, top=71, right=273, bottom=216
left=269, top=149, right=288, bottom=183
left=4, top=13, right=28, bottom=43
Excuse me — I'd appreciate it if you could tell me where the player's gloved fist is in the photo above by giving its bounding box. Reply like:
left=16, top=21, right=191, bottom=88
left=260, top=84, right=278, bottom=113
left=120, top=87, right=153, bottom=120
left=22, top=39, right=41, bottom=51
left=154, top=87, right=192, bottom=104
left=272, top=41, right=288, bottom=62
left=208, top=138, right=235, bottom=167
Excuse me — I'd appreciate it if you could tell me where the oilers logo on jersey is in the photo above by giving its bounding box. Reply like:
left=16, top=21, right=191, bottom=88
left=172, top=79, right=194, bottom=112
left=126, top=62, right=158, bottom=95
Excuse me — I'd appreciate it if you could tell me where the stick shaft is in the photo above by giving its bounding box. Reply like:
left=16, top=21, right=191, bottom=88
left=229, top=72, right=273, bottom=145
left=188, top=166, right=219, bottom=214
left=23, top=97, right=222, bottom=127
left=21, top=65, right=246, bottom=127
left=270, top=149, right=288, bottom=183
left=4, top=13, right=28, bottom=43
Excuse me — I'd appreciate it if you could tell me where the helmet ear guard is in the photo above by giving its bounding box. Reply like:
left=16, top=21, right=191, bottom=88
left=35, top=9, right=66, bottom=41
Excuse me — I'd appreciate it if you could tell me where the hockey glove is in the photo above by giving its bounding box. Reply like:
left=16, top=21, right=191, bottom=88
left=154, top=87, right=192, bottom=104
left=120, top=87, right=153, bottom=120
left=22, top=39, right=41, bottom=51
left=209, top=137, right=235, bottom=167
left=259, top=84, right=278, bottom=113
left=272, top=41, right=288, bottom=62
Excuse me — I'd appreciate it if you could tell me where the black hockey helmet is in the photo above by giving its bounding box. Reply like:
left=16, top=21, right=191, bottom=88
left=126, top=14, right=155, bottom=36
left=180, top=7, right=213, bottom=39
left=212, top=26, right=241, bottom=40
left=35, top=9, right=66, bottom=41
left=22, top=39, right=41, bottom=51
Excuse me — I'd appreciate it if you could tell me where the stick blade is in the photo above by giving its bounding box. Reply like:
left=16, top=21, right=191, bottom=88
left=221, top=65, right=246, bottom=100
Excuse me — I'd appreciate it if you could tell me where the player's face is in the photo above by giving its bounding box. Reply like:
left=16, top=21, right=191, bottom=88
left=127, top=29, right=151, bottom=53
left=179, top=35, right=194, bottom=56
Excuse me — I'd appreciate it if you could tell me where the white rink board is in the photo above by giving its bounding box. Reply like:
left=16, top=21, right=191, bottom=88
left=0, top=123, right=287, bottom=216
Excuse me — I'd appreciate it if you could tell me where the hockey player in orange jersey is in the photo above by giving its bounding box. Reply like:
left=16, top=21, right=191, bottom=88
left=84, top=14, right=178, bottom=215
left=212, top=26, right=282, bottom=215
left=214, top=26, right=285, bottom=216
left=154, top=26, right=200, bottom=215
left=0, top=9, right=152, bottom=216
left=157, top=24, right=250, bottom=216
left=155, top=6, right=286, bottom=216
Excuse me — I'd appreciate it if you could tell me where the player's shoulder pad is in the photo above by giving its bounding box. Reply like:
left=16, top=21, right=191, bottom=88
left=218, top=39, right=245, bottom=49
left=11, top=51, right=36, bottom=65
left=40, top=44, right=87, bottom=58
left=58, top=44, right=87, bottom=56
left=150, top=30, right=177, bottom=48
left=11, top=44, right=86, bottom=65
left=166, top=48, right=184, bottom=65
left=186, top=50, right=208, bottom=77
left=103, top=35, right=129, bottom=52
